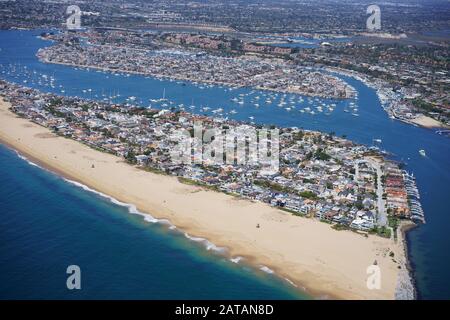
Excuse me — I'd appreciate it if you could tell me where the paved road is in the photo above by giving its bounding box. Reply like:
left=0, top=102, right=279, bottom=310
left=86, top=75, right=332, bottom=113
left=371, top=160, right=387, bottom=227
left=355, top=159, right=387, bottom=227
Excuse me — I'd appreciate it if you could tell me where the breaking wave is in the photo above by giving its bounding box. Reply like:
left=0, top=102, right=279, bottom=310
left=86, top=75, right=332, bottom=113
left=62, top=179, right=227, bottom=254
left=14, top=148, right=299, bottom=291
left=230, top=256, right=244, bottom=264
left=259, top=266, right=275, bottom=274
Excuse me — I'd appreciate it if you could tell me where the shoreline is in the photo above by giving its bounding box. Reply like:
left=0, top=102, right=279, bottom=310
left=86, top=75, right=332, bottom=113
left=395, top=221, right=417, bottom=300
left=407, top=114, right=448, bottom=129
left=400, top=221, right=420, bottom=299
left=325, top=67, right=448, bottom=131
left=0, top=97, right=408, bottom=299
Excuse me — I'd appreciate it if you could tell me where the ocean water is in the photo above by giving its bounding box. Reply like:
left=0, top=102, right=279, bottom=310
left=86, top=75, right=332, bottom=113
left=0, top=29, right=449, bottom=299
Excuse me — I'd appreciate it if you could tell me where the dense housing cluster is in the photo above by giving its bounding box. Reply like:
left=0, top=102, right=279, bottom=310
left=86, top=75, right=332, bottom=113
left=37, top=32, right=353, bottom=99
left=1, top=80, right=423, bottom=238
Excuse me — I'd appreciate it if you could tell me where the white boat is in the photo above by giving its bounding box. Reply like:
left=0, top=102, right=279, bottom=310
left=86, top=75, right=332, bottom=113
left=212, top=108, right=224, bottom=114
left=419, top=149, right=426, bottom=157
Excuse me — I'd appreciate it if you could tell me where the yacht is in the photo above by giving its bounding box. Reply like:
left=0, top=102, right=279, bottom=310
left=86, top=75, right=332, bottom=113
left=212, top=108, right=224, bottom=114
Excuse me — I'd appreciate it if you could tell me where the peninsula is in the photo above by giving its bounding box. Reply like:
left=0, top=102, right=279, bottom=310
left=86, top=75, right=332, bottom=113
left=0, top=80, right=417, bottom=299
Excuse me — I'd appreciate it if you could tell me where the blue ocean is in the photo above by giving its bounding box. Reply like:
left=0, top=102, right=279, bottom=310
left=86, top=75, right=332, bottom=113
left=0, top=29, right=449, bottom=299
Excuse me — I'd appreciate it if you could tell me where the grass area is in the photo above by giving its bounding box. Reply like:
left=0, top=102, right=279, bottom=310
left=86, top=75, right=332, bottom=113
left=411, top=98, right=443, bottom=115
left=177, top=177, right=220, bottom=192
left=280, top=207, right=305, bottom=217
left=388, top=216, right=400, bottom=230
left=388, top=216, right=400, bottom=240
left=254, top=180, right=319, bottom=200
left=298, top=190, right=319, bottom=200
left=178, top=176, right=199, bottom=185
left=142, top=166, right=167, bottom=175
left=332, top=223, right=350, bottom=231
left=254, top=179, right=287, bottom=193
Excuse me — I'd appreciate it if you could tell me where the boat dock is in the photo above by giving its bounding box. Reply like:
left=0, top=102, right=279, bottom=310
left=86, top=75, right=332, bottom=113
left=404, top=172, right=425, bottom=223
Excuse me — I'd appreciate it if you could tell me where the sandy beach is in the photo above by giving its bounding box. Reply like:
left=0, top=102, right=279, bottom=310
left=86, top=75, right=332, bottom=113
left=0, top=97, right=407, bottom=299
left=409, top=114, right=447, bottom=129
